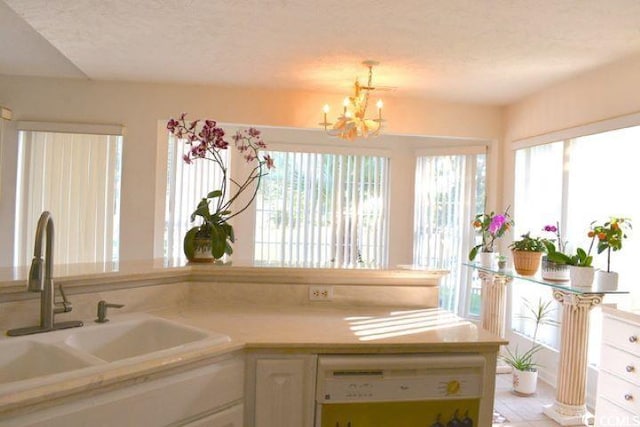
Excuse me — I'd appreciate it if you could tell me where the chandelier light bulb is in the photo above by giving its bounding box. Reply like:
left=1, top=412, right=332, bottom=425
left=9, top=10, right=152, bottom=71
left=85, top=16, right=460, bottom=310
left=320, top=61, right=388, bottom=141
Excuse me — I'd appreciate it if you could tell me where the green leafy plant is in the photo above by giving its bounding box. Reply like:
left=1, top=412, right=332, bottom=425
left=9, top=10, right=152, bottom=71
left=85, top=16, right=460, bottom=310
left=183, top=192, right=235, bottom=260
left=509, top=232, right=550, bottom=252
left=503, top=298, right=556, bottom=371
left=468, top=207, right=514, bottom=261
left=589, top=217, right=632, bottom=272
left=546, top=247, right=593, bottom=267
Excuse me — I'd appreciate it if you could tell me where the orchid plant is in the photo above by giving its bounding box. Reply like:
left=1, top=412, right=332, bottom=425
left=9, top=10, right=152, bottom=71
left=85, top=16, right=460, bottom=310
left=468, top=207, right=514, bottom=261
left=542, top=222, right=566, bottom=254
left=167, top=113, right=274, bottom=259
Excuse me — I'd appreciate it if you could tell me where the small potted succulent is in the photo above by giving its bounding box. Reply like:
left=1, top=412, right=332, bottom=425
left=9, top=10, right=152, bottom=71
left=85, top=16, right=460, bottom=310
left=509, top=233, right=550, bottom=276
left=590, top=217, right=632, bottom=289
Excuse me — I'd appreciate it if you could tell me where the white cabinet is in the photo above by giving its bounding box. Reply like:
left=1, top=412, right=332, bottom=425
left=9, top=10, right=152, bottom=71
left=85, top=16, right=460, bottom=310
left=596, top=310, right=640, bottom=424
left=5, top=356, right=244, bottom=427
left=246, top=353, right=317, bottom=427
left=184, top=403, right=243, bottom=427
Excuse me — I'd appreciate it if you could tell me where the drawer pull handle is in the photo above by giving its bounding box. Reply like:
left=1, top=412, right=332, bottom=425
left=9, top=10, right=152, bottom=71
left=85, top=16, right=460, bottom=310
left=625, top=393, right=634, bottom=401
left=627, top=365, right=635, bottom=372
left=630, top=336, right=638, bottom=343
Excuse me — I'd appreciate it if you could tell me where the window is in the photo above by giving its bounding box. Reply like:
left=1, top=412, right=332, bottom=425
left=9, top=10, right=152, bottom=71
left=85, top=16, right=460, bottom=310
left=254, top=150, right=389, bottom=268
left=513, top=124, right=640, bottom=361
left=164, top=134, right=227, bottom=260
left=413, top=150, right=486, bottom=317
left=15, top=127, right=122, bottom=266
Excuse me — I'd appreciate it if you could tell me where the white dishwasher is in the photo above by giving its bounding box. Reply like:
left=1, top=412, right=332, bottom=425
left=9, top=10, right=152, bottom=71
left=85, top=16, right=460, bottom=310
left=315, top=354, right=484, bottom=427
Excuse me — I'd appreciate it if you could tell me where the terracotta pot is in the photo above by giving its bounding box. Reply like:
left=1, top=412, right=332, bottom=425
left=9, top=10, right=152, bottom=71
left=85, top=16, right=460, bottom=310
left=513, top=368, right=538, bottom=395
left=569, top=265, right=595, bottom=288
left=511, top=250, right=543, bottom=276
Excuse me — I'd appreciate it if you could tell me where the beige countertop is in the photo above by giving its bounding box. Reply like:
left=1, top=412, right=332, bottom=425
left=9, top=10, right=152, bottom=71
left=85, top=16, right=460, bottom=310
left=0, top=302, right=505, bottom=418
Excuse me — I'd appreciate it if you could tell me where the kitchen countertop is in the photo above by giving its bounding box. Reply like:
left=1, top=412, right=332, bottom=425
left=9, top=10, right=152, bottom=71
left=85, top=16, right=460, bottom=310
left=0, top=261, right=447, bottom=302
left=0, top=302, right=505, bottom=417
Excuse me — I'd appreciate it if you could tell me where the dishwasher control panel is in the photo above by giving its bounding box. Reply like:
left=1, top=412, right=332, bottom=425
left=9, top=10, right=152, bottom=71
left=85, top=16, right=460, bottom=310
left=316, top=354, right=484, bottom=403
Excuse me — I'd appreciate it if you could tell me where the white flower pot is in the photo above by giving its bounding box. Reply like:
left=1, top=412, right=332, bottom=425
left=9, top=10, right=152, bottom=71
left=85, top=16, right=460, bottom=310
left=540, top=256, right=570, bottom=282
left=477, top=252, right=497, bottom=270
left=596, top=270, right=619, bottom=290
left=569, top=265, right=595, bottom=288
left=513, top=368, right=538, bottom=395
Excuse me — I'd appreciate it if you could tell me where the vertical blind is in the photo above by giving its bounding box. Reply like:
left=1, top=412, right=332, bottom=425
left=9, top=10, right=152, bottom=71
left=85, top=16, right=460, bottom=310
left=164, top=135, right=227, bottom=260
left=254, top=151, right=389, bottom=268
left=413, top=152, right=485, bottom=316
left=16, top=130, right=122, bottom=266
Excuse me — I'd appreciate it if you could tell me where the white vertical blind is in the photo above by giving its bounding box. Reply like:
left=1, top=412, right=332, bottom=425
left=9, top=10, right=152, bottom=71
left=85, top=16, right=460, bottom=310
left=15, top=130, right=122, bottom=266
left=412, top=153, right=485, bottom=316
left=164, top=135, right=227, bottom=260
left=254, top=151, right=389, bottom=268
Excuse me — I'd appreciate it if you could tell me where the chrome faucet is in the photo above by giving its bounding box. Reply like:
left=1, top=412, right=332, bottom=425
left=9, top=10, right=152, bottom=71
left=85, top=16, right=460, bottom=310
left=7, top=211, right=83, bottom=336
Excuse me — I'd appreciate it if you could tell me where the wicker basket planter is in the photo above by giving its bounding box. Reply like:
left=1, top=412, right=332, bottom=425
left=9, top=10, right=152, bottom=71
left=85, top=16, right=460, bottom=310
left=511, top=250, right=543, bottom=276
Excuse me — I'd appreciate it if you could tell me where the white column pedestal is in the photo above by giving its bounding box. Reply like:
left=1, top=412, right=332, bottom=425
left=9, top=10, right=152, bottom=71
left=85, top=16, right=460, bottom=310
left=543, top=290, right=603, bottom=426
left=479, top=271, right=512, bottom=373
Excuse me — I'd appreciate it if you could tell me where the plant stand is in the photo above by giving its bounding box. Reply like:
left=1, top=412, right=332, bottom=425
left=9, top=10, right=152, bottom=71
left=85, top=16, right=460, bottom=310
left=479, top=270, right=513, bottom=373
left=542, top=290, right=603, bottom=426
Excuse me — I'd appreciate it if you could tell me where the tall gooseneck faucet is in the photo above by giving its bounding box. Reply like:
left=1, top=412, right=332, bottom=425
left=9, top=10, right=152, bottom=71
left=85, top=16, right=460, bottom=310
left=28, top=211, right=55, bottom=328
left=7, top=212, right=83, bottom=336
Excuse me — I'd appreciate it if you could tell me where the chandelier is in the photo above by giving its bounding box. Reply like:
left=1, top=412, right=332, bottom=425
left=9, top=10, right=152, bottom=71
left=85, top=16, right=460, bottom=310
left=319, top=60, right=385, bottom=141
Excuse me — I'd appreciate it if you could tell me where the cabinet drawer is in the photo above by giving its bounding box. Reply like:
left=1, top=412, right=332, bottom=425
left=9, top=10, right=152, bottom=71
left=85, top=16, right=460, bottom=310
left=595, top=397, right=639, bottom=426
left=598, top=371, right=640, bottom=414
left=600, top=344, right=640, bottom=386
left=603, top=316, right=640, bottom=356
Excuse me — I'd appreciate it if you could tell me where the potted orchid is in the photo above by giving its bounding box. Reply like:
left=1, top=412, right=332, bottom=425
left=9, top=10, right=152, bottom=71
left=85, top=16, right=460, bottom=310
left=546, top=223, right=597, bottom=287
left=167, top=114, right=274, bottom=262
left=540, top=222, right=570, bottom=281
left=468, top=207, right=514, bottom=268
left=590, top=217, right=632, bottom=289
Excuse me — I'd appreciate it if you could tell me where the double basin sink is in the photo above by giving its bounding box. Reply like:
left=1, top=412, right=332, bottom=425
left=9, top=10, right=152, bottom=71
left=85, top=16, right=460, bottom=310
left=0, top=314, right=230, bottom=388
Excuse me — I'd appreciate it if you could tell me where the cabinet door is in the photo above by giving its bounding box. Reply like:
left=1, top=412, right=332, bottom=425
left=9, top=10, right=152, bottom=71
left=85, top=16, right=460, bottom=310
left=254, top=356, right=316, bottom=427
left=184, top=403, right=243, bottom=427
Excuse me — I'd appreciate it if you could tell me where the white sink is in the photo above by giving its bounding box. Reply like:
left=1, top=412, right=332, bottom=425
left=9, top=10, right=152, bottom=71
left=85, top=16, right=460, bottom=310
left=0, top=314, right=230, bottom=387
left=64, top=316, right=229, bottom=362
left=0, top=340, right=94, bottom=384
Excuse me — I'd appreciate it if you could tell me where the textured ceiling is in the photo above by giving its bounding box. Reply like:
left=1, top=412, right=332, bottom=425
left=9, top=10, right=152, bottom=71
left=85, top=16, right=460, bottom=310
left=2, top=0, right=640, bottom=105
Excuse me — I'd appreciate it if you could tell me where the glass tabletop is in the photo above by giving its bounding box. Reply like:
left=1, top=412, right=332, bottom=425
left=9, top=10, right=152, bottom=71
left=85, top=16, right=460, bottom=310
left=462, top=262, right=630, bottom=295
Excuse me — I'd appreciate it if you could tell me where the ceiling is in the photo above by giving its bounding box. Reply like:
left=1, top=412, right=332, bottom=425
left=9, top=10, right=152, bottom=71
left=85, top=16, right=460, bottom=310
left=2, top=0, right=640, bottom=105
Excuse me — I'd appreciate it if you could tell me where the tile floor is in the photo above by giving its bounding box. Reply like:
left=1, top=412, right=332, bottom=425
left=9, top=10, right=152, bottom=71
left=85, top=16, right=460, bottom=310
left=493, top=373, right=562, bottom=427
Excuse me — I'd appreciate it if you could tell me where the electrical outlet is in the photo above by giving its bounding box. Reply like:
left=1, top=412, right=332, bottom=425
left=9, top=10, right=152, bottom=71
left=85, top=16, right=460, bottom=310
left=309, top=285, right=333, bottom=301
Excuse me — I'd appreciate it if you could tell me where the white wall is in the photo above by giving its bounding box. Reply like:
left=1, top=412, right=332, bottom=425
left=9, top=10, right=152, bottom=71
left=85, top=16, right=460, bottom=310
left=502, top=51, right=640, bottom=215
left=0, top=74, right=503, bottom=267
